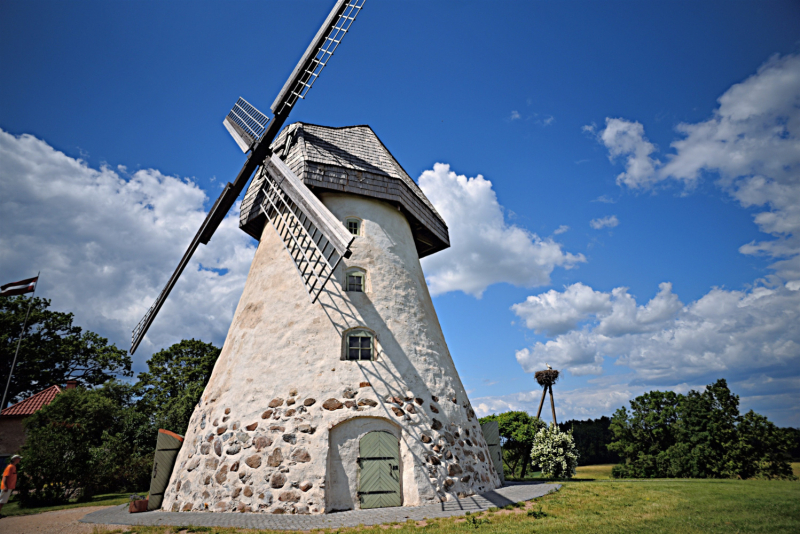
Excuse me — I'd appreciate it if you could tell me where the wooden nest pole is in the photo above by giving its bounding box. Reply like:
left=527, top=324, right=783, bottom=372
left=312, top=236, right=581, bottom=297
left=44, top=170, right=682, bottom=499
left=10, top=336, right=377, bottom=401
left=534, top=369, right=559, bottom=425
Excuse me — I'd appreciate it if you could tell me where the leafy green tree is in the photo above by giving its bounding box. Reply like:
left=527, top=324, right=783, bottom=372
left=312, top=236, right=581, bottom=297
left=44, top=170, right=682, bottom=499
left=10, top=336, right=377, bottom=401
left=735, top=410, right=794, bottom=479
left=0, top=296, right=131, bottom=407
left=666, top=379, right=740, bottom=477
left=92, top=380, right=156, bottom=492
left=136, top=339, right=221, bottom=435
left=16, top=382, right=154, bottom=506
left=608, top=389, right=680, bottom=478
left=17, top=387, right=118, bottom=505
left=480, top=411, right=545, bottom=479
left=610, top=379, right=793, bottom=479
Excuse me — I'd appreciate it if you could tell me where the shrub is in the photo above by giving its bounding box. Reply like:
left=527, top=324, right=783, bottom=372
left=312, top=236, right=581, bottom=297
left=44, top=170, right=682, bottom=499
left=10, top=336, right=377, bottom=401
left=530, top=424, right=579, bottom=478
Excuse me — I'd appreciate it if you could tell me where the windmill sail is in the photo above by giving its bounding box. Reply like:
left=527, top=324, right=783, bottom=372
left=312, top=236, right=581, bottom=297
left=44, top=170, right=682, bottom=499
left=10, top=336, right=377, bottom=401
left=223, top=97, right=270, bottom=152
left=130, top=0, right=365, bottom=354
left=259, top=155, right=353, bottom=302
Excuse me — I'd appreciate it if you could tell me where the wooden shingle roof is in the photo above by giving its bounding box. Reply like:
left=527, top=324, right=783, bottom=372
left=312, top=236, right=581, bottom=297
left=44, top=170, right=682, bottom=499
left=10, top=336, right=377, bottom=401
left=1, top=385, right=61, bottom=416
left=240, top=123, right=450, bottom=258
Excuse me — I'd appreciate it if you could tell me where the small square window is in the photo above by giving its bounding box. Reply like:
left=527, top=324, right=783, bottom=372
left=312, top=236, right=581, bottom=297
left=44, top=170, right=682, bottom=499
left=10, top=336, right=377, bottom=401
left=346, top=333, right=373, bottom=361
left=346, top=218, right=361, bottom=236
left=347, top=272, right=364, bottom=292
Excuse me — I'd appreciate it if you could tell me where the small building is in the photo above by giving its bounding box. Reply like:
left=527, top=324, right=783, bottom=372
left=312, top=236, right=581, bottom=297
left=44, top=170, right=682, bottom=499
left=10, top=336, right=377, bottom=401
left=0, top=381, right=76, bottom=468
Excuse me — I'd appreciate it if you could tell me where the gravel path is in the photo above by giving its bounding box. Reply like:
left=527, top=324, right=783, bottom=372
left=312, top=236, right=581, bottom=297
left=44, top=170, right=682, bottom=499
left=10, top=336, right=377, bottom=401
left=80, top=483, right=560, bottom=531
left=0, top=506, right=121, bottom=534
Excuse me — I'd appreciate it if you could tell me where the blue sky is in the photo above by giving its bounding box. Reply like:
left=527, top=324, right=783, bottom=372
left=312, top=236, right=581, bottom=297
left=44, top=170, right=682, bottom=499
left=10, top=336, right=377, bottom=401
left=2, top=1, right=799, bottom=425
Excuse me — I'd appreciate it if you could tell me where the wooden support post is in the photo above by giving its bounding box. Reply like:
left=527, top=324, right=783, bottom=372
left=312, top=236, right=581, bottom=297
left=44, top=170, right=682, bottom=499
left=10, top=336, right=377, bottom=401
left=549, top=384, right=557, bottom=426
left=536, top=385, right=547, bottom=419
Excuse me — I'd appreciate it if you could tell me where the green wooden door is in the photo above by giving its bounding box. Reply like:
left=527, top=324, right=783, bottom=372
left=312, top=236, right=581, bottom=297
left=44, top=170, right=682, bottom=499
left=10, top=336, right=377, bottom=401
left=480, top=420, right=505, bottom=483
left=147, top=429, right=184, bottom=511
left=358, top=431, right=401, bottom=509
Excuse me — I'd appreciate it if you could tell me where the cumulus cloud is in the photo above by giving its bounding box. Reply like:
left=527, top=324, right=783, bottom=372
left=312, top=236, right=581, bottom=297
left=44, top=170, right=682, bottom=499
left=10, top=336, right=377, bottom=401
left=511, top=282, right=610, bottom=336
left=553, top=225, right=570, bottom=235
left=510, top=110, right=521, bottom=120
left=512, top=281, right=800, bottom=385
left=418, top=163, right=585, bottom=297
left=593, top=53, right=800, bottom=282
left=589, top=215, right=619, bottom=230
left=598, top=118, right=661, bottom=188
left=0, top=130, right=256, bottom=368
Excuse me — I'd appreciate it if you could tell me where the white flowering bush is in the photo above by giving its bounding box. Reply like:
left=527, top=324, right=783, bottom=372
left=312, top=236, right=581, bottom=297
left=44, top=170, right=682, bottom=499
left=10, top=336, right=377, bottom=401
left=530, top=424, right=579, bottom=478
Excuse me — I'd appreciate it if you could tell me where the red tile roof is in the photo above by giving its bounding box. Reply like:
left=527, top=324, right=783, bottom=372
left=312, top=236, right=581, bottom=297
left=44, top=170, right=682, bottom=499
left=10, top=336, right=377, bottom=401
left=1, top=385, right=62, bottom=416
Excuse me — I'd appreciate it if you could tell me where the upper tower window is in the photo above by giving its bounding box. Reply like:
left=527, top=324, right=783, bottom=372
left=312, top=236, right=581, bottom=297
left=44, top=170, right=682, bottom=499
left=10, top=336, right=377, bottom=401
left=346, top=269, right=365, bottom=292
left=346, top=217, right=361, bottom=236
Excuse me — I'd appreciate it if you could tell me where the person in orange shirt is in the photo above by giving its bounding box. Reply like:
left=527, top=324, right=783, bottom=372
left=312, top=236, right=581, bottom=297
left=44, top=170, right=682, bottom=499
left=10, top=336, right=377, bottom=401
left=0, top=455, right=21, bottom=515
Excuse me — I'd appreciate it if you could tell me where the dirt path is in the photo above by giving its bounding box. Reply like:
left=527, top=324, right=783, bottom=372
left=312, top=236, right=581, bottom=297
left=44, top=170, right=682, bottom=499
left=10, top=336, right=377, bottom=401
left=0, top=506, right=119, bottom=534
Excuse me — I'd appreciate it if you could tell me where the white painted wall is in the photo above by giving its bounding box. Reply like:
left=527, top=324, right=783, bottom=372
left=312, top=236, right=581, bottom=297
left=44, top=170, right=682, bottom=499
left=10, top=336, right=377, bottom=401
left=162, top=193, right=501, bottom=514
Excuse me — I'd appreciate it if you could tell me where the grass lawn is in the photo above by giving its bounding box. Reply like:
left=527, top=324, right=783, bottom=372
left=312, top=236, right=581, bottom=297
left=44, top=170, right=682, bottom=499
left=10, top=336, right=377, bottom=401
left=89, top=476, right=797, bottom=534
left=1, top=491, right=145, bottom=517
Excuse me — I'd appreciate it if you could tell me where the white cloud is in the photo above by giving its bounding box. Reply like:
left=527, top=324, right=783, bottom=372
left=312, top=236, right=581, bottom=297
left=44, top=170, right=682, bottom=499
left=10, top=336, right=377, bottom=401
left=598, top=118, right=661, bottom=188
left=418, top=163, right=585, bottom=297
left=594, top=53, right=800, bottom=282
left=589, top=215, right=619, bottom=230
left=510, top=110, right=521, bottom=120
left=553, top=225, right=569, bottom=235
left=592, top=194, right=616, bottom=204
left=511, top=280, right=800, bottom=385
left=511, top=282, right=610, bottom=336
left=0, top=130, right=256, bottom=368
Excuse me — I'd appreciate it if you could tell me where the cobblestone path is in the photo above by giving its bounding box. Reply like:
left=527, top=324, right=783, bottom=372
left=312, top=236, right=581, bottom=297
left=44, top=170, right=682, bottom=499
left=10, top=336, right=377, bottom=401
left=80, top=483, right=560, bottom=530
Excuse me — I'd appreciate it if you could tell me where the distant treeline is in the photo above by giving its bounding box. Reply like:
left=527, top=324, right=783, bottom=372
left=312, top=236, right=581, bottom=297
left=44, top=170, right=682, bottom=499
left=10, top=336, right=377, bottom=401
left=481, top=379, right=797, bottom=480
left=558, top=416, right=620, bottom=465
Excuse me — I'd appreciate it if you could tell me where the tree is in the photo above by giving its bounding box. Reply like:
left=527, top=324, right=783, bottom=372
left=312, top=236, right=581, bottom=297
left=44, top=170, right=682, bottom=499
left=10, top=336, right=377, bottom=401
left=609, top=379, right=793, bottom=479
left=531, top=424, right=579, bottom=478
left=559, top=416, right=620, bottom=465
left=480, top=411, right=544, bottom=479
left=0, top=296, right=131, bottom=406
left=136, top=339, right=221, bottom=435
left=17, top=386, right=119, bottom=505
left=608, top=389, right=680, bottom=478
left=735, top=410, right=794, bottom=479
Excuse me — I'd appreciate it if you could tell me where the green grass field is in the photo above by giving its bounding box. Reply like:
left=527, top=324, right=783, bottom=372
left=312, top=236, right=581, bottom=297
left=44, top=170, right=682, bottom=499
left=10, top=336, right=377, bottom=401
left=4, top=466, right=799, bottom=532
left=106, top=470, right=798, bottom=534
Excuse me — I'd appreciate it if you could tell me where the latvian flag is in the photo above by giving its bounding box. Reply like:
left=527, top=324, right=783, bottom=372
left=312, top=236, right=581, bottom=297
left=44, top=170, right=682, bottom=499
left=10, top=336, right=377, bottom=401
left=0, top=276, right=38, bottom=297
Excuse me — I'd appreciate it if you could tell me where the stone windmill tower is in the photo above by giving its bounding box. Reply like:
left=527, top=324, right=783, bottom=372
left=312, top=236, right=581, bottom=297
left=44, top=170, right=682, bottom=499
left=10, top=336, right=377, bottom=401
left=131, top=1, right=501, bottom=514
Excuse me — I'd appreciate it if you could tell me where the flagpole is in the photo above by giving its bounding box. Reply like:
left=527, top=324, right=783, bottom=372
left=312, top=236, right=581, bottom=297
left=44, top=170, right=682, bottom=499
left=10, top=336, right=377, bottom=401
left=1, top=272, right=39, bottom=412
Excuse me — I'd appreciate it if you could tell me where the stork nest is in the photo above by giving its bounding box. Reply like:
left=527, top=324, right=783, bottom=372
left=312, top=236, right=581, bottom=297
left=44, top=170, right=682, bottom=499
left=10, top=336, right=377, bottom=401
left=535, top=369, right=560, bottom=387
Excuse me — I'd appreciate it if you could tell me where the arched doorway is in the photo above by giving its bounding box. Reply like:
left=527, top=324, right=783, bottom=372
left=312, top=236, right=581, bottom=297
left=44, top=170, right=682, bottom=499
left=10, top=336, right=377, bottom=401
left=358, top=431, right=401, bottom=509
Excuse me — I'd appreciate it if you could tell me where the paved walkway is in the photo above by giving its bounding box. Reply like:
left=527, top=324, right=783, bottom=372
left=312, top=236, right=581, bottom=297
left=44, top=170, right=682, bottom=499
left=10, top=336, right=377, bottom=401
left=80, top=483, right=560, bottom=530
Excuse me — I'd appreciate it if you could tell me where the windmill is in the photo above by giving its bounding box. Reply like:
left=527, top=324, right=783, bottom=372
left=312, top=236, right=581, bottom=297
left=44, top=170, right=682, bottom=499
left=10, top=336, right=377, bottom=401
left=139, top=0, right=503, bottom=515
left=130, top=0, right=363, bottom=355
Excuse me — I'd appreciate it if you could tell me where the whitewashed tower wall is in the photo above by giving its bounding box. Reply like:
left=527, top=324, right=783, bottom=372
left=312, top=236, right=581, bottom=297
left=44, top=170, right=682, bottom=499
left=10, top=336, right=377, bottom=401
left=162, top=124, right=502, bottom=514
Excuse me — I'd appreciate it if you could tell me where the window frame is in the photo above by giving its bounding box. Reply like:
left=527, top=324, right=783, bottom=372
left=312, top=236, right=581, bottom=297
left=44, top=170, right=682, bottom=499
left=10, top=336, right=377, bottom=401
left=345, top=267, right=366, bottom=293
left=342, top=327, right=377, bottom=361
left=345, top=217, right=362, bottom=237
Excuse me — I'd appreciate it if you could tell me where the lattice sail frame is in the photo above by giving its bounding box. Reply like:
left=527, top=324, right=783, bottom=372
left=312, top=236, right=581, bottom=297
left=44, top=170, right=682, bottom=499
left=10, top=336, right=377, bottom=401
left=224, top=97, right=270, bottom=152
left=130, top=0, right=365, bottom=354
left=258, top=155, right=353, bottom=303
left=271, top=0, right=365, bottom=117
